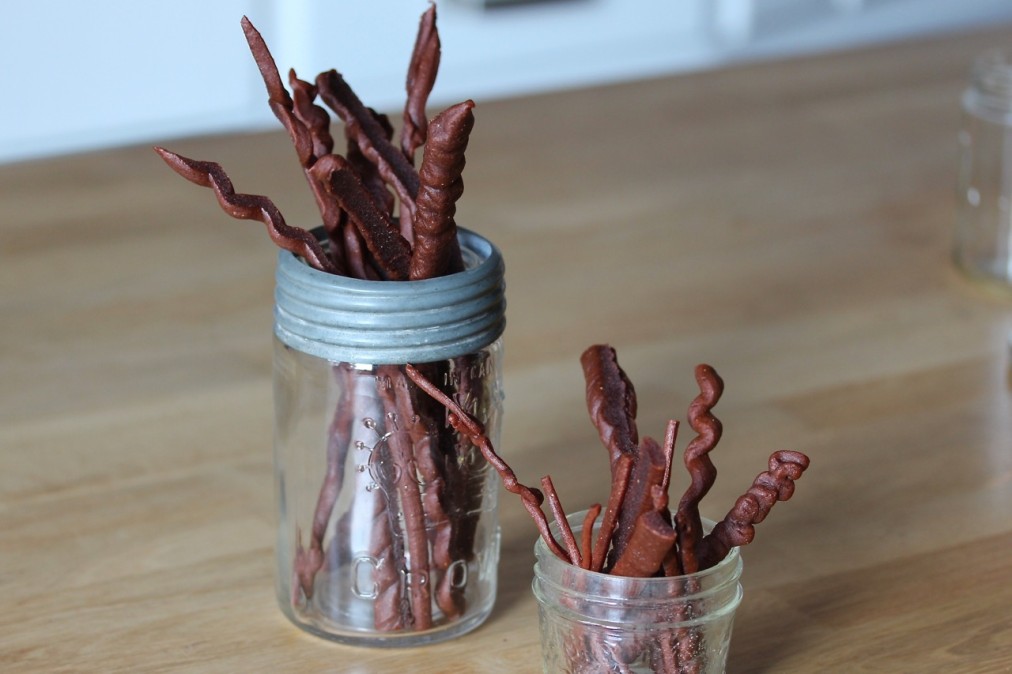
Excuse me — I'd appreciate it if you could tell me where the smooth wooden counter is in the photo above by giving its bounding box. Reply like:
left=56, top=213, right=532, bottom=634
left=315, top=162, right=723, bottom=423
left=2, top=27, right=1011, bottom=673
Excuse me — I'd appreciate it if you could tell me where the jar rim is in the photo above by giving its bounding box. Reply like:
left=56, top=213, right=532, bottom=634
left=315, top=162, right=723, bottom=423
left=532, top=510, right=743, bottom=590
left=274, top=228, right=506, bottom=364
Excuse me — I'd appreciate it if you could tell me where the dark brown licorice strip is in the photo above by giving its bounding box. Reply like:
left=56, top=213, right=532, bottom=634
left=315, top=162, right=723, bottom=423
left=311, top=154, right=411, bottom=280
left=409, top=101, right=472, bottom=280
left=402, top=3, right=440, bottom=164
left=674, top=364, right=724, bottom=574
left=317, top=69, right=421, bottom=212
left=153, top=148, right=337, bottom=274
left=403, top=364, right=574, bottom=563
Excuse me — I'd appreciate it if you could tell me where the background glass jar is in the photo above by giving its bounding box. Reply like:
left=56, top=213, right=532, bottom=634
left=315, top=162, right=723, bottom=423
left=273, top=229, right=505, bottom=646
left=533, top=512, right=743, bottom=674
left=955, top=48, right=1012, bottom=293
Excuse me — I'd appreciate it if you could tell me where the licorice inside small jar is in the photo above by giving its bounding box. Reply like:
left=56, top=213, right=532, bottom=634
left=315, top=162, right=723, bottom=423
left=532, top=512, right=743, bottom=673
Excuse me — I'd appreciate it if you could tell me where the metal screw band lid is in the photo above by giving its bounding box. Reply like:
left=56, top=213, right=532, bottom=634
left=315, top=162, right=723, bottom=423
left=274, top=228, right=506, bottom=364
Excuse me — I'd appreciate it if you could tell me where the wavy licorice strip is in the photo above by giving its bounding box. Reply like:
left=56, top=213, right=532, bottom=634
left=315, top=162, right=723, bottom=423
left=153, top=148, right=337, bottom=274
left=674, top=364, right=724, bottom=574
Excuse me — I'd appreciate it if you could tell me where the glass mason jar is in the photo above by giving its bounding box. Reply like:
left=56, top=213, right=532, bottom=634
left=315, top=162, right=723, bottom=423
left=272, top=228, right=505, bottom=646
left=955, top=48, right=1012, bottom=292
left=533, top=512, right=743, bottom=674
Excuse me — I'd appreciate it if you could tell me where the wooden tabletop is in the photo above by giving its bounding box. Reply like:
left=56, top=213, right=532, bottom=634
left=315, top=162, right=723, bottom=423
left=3, top=26, right=1011, bottom=674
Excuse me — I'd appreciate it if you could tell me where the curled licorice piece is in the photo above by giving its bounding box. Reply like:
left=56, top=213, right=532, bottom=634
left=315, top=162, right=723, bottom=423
left=402, top=3, right=440, bottom=163
left=403, top=364, right=574, bottom=563
left=580, top=345, right=639, bottom=471
left=698, top=450, right=811, bottom=569
left=409, top=101, right=472, bottom=280
left=674, top=364, right=724, bottom=574
left=317, top=69, right=420, bottom=214
left=311, top=154, right=411, bottom=280
left=153, top=147, right=337, bottom=274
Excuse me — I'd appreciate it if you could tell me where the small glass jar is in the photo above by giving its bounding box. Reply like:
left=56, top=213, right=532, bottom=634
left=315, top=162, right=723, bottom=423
left=955, top=48, right=1012, bottom=292
left=533, top=512, right=742, bottom=674
left=272, top=229, right=505, bottom=646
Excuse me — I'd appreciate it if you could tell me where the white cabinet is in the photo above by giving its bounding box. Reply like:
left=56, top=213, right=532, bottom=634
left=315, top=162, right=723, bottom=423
left=2, top=0, right=1011, bottom=163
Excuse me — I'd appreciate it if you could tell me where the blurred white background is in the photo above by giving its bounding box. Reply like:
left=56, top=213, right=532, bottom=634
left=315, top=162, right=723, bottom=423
left=2, top=0, right=1011, bottom=164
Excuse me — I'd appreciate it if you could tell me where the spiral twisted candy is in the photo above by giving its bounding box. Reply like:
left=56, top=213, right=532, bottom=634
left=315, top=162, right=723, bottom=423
left=409, top=101, right=472, bottom=279
left=153, top=148, right=337, bottom=274
left=675, top=364, right=724, bottom=573
left=699, top=450, right=810, bottom=568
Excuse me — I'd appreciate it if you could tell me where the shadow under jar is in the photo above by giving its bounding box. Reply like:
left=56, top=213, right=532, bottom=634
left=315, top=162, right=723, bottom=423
left=533, top=512, right=742, bottom=674
left=273, top=229, right=506, bottom=647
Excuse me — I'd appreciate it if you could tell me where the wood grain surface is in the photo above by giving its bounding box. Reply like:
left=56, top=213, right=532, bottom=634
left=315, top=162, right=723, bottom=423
left=2, top=26, right=1011, bottom=674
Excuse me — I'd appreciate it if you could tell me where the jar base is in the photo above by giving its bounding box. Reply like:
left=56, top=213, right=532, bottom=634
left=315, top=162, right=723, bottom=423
left=277, top=593, right=496, bottom=648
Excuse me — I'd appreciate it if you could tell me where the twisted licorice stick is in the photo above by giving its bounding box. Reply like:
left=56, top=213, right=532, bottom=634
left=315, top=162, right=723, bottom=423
left=403, top=364, right=573, bottom=563
left=241, top=19, right=348, bottom=274
left=240, top=17, right=313, bottom=166
left=290, top=365, right=357, bottom=600
left=402, top=3, right=440, bottom=164
left=388, top=364, right=462, bottom=620
left=153, top=148, right=337, bottom=274
left=376, top=365, right=433, bottom=630
left=409, top=100, right=472, bottom=280
left=581, top=345, right=639, bottom=472
left=698, top=450, right=811, bottom=569
left=542, top=475, right=582, bottom=567
left=674, top=364, right=724, bottom=574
